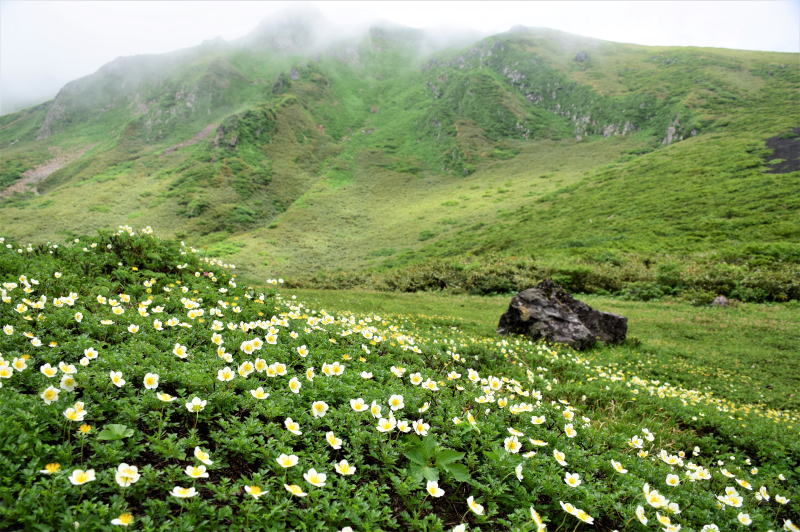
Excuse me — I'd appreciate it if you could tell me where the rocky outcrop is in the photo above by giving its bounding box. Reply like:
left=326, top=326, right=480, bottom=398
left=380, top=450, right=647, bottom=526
left=497, top=280, right=627, bottom=350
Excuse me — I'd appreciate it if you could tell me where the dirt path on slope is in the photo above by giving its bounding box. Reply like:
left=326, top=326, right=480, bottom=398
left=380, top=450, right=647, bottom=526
left=0, top=145, right=94, bottom=199
left=163, top=123, right=217, bottom=155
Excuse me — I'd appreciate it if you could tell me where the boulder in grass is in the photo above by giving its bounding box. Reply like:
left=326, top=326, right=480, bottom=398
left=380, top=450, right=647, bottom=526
left=497, top=279, right=627, bottom=350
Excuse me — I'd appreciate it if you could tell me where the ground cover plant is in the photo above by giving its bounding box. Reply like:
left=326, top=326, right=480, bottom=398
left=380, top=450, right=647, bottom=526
left=291, top=289, right=800, bottom=411
left=0, top=228, right=798, bottom=530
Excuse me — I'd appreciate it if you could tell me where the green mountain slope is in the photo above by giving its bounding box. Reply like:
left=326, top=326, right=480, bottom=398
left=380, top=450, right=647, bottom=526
left=1, top=19, right=798, bottom=300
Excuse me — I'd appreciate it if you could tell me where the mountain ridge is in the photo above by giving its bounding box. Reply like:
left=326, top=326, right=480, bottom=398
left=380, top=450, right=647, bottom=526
left=1, top=21, right=798, bottom=300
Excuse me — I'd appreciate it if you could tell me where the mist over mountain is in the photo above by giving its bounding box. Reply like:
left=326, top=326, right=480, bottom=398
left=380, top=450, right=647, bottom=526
left=1, top=11, right=798, bottom=300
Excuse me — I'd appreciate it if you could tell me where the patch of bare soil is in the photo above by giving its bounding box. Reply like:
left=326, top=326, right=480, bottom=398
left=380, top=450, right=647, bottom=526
left=163, top=123, right=216, bottom=155
left=0, top=145, right=94, bottom=199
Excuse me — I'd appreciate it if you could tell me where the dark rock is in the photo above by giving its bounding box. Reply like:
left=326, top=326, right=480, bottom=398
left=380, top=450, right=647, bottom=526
left=574, top=51, right=589, bottom=62
left=711, top=295, right=730, bottom=307
left=497, top=280, right=627, bottom=350
left=764, top=127, right=800, bottom=174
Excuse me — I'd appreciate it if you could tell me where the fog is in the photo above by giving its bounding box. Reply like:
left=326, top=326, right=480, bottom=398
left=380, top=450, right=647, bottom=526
left=1, top=0, right=798, bottom=114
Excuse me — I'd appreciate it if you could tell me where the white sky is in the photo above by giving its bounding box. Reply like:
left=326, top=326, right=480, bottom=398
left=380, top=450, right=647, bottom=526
left=1, top=0, right=798, bottom=114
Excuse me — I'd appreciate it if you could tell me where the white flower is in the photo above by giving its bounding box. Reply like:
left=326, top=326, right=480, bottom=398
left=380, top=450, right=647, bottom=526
left=115, top=464, right=140, bottom=487
left=40, top=386, right=60, bottom=404
left=426, top=480, right=444, bottom=497
left=40, top=363, right=58, bottom=378
left=109, top=370, right=125, bottom=387
left=311, top=401, right=329, bottom=418
left=185, top=465, right=209, bottom=479
left=467, top=495, right=484, bottom=515
left=250, top=387, right=269, bottom=399
left=303, top=468, right=327, bottom=487
left=143, top=373, right=159, bottom=390
left=284, top=418, right=302, bottom=435
left=636, top=505, right=648, bottom=525
left=69, top=469, right=96, bottom=485
left=390, top=365, right=406, bottom=377
left=244, top=485, right=266, bottom=499
left=185, top=397, right=207, bottom=412
left=170, top=486, right=197, bottom=498
left=504, top=435, right=521, bottom=453
left=217, top=367, right=235, bottom=382
left=334, top=459, right=356, bottom=475
left=611, top=459, right=627, bottom=474
left=412, top=419, right=430, bottom=436
left=277, top=454, right=299, bottom=468
left=376, top=416, right=397, bottom=433
left=564, top=472, right=581, bottom=487
left=326, top=431, right=343, bottom=449
left=350, top=398, right=368, bottom=412
left=388, top=394, right=405, bottom=411
left=60, top=374, right=77, bottom=392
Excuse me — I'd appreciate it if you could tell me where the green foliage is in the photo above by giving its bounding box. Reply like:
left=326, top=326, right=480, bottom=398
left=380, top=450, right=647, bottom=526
left=403, top=437, right=471, bottom=483
left=0, top=229, right=798, bottom=530
left=96, top=424, right=135, bottom=441
left=0, top=159, right=29, bottom=189
left=296, top=252, right=800, bottom=303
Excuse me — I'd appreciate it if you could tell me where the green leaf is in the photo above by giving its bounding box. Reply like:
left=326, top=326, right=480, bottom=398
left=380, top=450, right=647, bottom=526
left=409, top=465, right=425, bottom=484
left=444, top=463, right=470, bottom=482
left=421, top=436, right=437, bottom=457
left=403, top=448, right=428, bottom=466
left=434, top=449, right=464, bottom=467
left=482, top=450, right=500, bottom=462
left=96, top=423, right=134, bottom=441
left=421, top=467, right=439, bottom=482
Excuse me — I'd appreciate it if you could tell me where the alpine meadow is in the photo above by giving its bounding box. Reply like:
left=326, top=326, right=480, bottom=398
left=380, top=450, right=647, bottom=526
left=0, top=9, right=799, bottom=532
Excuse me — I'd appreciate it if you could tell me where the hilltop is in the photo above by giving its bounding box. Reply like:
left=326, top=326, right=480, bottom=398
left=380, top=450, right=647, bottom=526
left=0, top=15, right=798, bottom=300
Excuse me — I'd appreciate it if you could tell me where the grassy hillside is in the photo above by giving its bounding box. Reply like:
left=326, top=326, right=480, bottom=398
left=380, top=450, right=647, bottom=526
left=0, top=229, right=798, bottom=530
left=1, top=24, right=798, bottom=301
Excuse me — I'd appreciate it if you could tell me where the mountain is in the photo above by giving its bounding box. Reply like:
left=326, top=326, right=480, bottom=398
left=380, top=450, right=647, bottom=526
left=1, top=13, right=798, bottom=300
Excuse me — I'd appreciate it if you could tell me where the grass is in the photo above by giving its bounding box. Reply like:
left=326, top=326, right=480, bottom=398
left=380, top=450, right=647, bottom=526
left=289, top=289, right=800, bottom=411
left=0, top=229, right=798, bottom=530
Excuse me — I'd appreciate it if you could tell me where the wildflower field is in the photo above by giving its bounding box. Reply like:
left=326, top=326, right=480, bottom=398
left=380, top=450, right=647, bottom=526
left=0, top=228, right=797, bottom=531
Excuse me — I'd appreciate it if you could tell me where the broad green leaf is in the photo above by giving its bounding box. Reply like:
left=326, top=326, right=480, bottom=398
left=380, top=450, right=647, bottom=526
left=403, top=448, right=428, bottom=466
left=435, top=449, right=464, bottom=467
left=421, top=467, right=439, bottom=482
left=445, top=463, right=470, bottom=482
left=421, top=436, right=436, bottom=457
left=96, top=423, right=134, bottom=441
left=409, top=465, right=425, bottom=484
